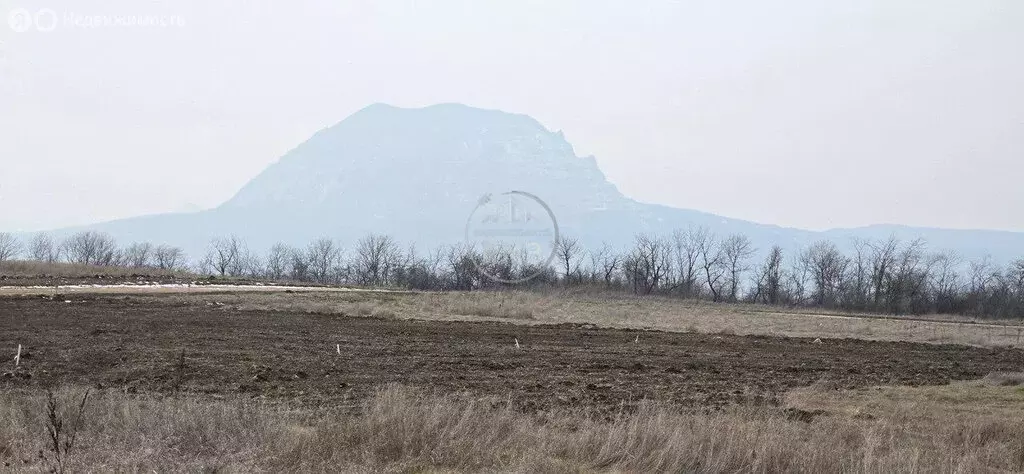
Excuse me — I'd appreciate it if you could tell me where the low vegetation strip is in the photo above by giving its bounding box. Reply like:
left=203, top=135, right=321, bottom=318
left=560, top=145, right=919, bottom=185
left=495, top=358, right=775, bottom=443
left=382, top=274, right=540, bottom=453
left=0, top=283, right=404, bottom=296
left=3, top=229, right=1024, bottom=321
left=2, top=382, right=1023, bottom=472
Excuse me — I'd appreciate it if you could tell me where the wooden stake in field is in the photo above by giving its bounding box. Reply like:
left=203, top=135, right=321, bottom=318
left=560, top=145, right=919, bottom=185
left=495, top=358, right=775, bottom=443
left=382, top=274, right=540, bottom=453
left=14, top=344, right=21, bottom=367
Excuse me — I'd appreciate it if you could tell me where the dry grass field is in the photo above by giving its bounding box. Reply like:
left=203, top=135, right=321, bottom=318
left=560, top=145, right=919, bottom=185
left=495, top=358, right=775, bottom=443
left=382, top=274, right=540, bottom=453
left=2, top=287, right=1024, bottom=472
left=1, top=380, right=1022, bottom=472
left=147, top=288, right=1024, bottom=349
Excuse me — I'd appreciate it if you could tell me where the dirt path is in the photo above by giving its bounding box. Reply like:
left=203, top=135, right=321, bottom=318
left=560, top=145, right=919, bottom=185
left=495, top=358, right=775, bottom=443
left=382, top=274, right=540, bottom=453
left=2, top=295, right=1022, bottom=414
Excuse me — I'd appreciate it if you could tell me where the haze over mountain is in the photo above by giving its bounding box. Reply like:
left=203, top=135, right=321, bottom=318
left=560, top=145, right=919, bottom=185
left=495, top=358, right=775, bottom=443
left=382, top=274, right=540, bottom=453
left=45, top=104, right=1024, bottom=263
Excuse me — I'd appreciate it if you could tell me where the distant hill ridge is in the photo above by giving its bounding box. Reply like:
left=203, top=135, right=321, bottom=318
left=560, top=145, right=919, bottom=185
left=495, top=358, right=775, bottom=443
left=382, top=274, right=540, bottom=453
left=39, top=103, right=1024, bottom=263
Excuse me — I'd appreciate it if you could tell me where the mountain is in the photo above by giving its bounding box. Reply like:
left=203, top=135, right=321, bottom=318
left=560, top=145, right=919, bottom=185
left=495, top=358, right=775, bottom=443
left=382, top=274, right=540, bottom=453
left=43, top=103, right=1024, bottom=264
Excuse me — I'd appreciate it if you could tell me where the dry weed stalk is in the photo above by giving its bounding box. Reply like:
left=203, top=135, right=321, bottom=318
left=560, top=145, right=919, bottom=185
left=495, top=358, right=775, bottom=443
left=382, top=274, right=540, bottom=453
left=43, top=389, right=90, bottom=473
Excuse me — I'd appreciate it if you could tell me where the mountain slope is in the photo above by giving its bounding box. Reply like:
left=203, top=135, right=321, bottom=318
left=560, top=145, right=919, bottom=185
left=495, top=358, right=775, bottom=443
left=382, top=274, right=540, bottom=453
left=47, top=103, right=1023, bottom=264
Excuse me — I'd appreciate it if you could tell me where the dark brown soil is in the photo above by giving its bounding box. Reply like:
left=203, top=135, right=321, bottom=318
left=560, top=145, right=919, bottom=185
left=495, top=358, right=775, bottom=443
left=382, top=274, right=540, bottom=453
left=2, top=294, right=1022, bottom=414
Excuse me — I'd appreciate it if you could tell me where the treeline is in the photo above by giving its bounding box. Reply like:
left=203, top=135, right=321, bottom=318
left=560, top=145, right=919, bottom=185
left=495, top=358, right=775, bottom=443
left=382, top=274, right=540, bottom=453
left=0, top=231, right=186, bottom=271
left=0, top=229, right=1022, bottom=319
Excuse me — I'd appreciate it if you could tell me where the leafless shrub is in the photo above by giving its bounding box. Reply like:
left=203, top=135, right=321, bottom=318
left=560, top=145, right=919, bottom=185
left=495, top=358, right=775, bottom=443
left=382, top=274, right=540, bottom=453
left=0, top=233, right=22, bottom=263
left=555, top=236, right=583, bottom=284
left=28, top=233, right=57, bottom=264
left=305, top=237, right=342, bottom=284
left=153, top=244, right=185, bottom=271
left=122, top=242, right=153, bottom=269
left=697, top=231, right=726, bottom=302
left=60, top=232, right=118, bottom=266
left=201, top=235, right=249, bottom=277
left=43, top=389, right=90, bottom=473
left=0, top=233, right=21, bottom=264
left=721, top=234, right=755, bottom=302
left=751, top=246, right=784, bottom=305
left=624, top=234, right=671, bottom=295
left=671, top=227, right=704, bottom=298
left=802, top=240, right=849, bottom=308
left=588, top=243, right=621, bottom=287
left=263, top=243, right=292, bottom=281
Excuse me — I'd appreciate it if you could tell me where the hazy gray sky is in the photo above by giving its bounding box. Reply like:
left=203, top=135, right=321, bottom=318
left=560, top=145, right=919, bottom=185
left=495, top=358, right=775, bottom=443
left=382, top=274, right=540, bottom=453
left=1, top=0, right=1021, bottom=232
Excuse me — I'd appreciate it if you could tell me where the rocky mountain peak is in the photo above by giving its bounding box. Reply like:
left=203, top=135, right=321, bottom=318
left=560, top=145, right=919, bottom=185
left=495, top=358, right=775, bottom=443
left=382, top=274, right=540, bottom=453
left=222, top=103, right=623, bottom=214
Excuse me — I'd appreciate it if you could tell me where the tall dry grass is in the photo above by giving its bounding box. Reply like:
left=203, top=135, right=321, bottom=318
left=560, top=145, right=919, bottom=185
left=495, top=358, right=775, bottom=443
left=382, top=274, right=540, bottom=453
left=2, top=381, right=1023, bottom=472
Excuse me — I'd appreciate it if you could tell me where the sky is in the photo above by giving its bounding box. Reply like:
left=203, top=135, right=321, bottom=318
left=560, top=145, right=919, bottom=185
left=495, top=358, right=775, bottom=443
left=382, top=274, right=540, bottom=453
left=1, top=0, right=1022, bottom=233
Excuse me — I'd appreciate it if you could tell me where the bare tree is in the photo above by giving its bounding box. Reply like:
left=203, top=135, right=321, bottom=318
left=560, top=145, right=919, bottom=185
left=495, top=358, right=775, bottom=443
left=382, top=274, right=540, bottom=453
left=846, top=238, right=871, bottom=310
left=404, top=246, right=445, bottom=290
left=869, top=236, right=900, bottom=310
left=289, top=247, right=311, bottom=282
left=1009, top=259, right=1024, bottom=295
left=753, top=246, right=784, bottom=305
left=446, top=244, right=481, bottom=291
left=353, top=234, right=402, bottom=287
left=242, top=252, right=264, bottom=279
left=966, top=256, right=999, bottom=315
left=588, top=243, right=620, bottom=286
left=721, top=234, right=755, bottom=302
left=624, top=234, right=671, bottom=295
left=307, top=238, right=342, bottom=284
left=0, top=233, right=21, bottom=262
left=27, top=234, right=50, bottom=262
left=478, top=244, right=516, bottom=287
left=697, top=233, right=726, bottom=302
left=123, top=242, right=153, bottom=268
left=202, top=235, right=246, bottom=277
left=928, top=251, right=962, bottom=314
left=153, top=245, right=185, bottom=271
left=585, top=245, right=604, bottom=283
left=885, top=238, right=928, bottom=314
left=672, top=227, right=705, bottom=298
left=785, top=253, right=812, bottom=305
left=512, top=245, right=557, bottom=286
left=29, top=233, right=57, bottom=263
left=389, top=244, right=418, bottom=287
left=802, top=240, right=849, bottom=307
left=61, top=231, right=118, bottom=266
left=555, top=236, right=582, bottom=284
left=264, top=243, right=292, bottom=281
left=1006, top=259, right=1024, bottom=317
